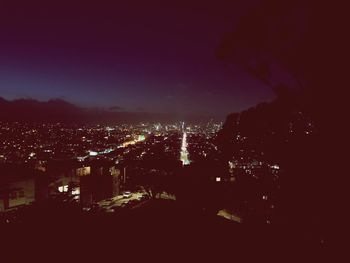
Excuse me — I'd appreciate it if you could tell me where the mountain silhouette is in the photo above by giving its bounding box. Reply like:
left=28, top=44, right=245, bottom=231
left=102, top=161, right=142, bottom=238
left=0, top=97, right=218, bottom=123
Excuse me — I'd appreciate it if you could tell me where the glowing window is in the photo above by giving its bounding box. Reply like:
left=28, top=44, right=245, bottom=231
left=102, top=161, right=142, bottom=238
left=58, top=185, right=69, bottom=192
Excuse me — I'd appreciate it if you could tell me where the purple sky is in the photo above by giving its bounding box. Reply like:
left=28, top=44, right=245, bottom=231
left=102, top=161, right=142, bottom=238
left=0, top=1, right=274, bottom=116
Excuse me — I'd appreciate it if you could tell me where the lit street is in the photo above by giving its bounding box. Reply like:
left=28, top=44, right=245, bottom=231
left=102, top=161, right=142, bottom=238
left=180, top=131, right=190, bottom=166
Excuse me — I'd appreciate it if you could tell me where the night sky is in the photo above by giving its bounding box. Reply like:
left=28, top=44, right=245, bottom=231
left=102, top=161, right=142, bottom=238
left=0, top=1, right=274, bottom=116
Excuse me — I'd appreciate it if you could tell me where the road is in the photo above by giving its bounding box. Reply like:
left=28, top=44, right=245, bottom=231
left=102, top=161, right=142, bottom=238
left=97, top=192, right=146, bottom=211
left=217, top=209, right=242, bottom=223
left=180, top=131, right=190, bottom=166
left=97, top=191, right=176, bottom=212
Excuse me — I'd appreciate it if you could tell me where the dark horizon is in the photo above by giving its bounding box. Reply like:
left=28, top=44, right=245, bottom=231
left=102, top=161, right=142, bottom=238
left=0, top=96, right=225, bottom=123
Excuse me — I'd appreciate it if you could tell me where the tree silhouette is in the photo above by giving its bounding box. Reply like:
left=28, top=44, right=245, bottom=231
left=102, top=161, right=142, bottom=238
left=216, top=0, right=344, bottom=240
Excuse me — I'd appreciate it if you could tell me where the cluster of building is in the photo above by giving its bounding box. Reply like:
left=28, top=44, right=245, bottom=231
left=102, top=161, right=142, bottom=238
left=0, top=121, right=222, bottom=213
left=0, top=122, right=148, bottom=164
left=0, top=159, right=123, bottom=212
left=186, top=133, right=218, bottom=162
left=0, top=121, right=221, bottom=164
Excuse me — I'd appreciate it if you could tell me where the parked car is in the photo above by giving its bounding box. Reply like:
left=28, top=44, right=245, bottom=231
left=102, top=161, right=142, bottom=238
left=123, top=191, right=132, bottom=198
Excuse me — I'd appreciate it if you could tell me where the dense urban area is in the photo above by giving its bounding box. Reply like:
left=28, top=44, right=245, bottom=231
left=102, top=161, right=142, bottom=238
left=0, top=95, right=328, bottom=256
left=0, top=121, right=222, bottom=214
left=0, top=119, right=331, bottom=255
left=1, top=95, right=317, bottom=225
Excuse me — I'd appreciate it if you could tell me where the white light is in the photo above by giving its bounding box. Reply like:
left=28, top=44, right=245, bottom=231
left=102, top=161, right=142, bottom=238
left=216, top=177, right=221, bottom=182
left=228, top=161, right=234, bottom=169
left=272, top=164, right=280, bottom=170
left=89, top=151, right=98, bottom=156
left=180, top=131, right=190, bottom=165
left=58, top=185, right=69, bottom=192
left=72, top=188, right=80, bottom=196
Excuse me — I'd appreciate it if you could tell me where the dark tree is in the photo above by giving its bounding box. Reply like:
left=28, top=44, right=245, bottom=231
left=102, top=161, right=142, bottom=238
left=216, top=0, right=346, bottom=241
